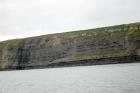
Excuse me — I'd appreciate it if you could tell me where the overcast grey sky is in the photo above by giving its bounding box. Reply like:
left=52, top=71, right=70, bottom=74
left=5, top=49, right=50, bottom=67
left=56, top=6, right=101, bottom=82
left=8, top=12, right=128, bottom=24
left=0, top=0, right=140, bottom=41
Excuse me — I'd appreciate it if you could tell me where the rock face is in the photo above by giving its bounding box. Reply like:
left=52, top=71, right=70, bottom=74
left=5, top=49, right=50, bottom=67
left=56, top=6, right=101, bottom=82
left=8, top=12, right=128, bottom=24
left=0, top=22, right=140, bottom=70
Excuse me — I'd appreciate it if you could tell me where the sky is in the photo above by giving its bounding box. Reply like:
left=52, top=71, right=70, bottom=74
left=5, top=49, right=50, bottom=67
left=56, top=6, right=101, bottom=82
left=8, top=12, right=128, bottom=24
left=0, top=0, right=140, bottom=41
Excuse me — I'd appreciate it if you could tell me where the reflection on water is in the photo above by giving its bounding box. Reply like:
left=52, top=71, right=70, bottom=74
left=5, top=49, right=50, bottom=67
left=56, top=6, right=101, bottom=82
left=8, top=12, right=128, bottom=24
left=0, top=63, right=140, bottom=93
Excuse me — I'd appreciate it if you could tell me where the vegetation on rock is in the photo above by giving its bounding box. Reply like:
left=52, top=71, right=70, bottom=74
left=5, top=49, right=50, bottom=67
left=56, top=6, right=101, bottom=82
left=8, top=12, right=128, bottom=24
left=0, top=22, right=140, bottom=70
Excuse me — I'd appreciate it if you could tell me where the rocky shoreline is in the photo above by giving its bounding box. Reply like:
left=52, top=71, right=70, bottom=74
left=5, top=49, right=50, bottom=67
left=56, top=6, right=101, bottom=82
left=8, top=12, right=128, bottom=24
left=0, top=55, right=139, bottom=71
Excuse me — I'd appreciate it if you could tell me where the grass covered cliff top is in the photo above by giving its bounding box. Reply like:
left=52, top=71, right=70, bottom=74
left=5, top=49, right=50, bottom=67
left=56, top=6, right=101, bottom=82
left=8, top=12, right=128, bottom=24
left=0, top=39, right=22, bottom=48
left=0, top=22, right=140, bottom=48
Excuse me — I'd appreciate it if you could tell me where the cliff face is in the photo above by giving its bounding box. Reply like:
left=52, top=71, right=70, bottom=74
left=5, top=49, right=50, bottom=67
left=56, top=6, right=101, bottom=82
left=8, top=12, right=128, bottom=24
left=0, top=22, right=140, bottom=70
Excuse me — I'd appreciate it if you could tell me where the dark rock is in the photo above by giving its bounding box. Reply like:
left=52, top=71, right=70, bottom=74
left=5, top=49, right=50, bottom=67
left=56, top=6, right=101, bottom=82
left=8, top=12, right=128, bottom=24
left=0, top=22, right=140, bottom=70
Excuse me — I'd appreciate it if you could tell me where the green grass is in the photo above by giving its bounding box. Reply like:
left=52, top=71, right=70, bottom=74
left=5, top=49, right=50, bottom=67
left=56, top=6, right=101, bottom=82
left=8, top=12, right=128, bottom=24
left=55, top=23, right=140, bottom=39
left=127, top=30, right=140, bottom=39
left=0, top=39, right=22, bottom=48
left=0, top=22, right=140, bottom=50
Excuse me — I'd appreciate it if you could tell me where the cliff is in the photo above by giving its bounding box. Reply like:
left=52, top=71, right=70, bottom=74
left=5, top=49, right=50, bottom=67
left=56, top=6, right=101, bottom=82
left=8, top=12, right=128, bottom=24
left=0, top=22, right=140, bottom=70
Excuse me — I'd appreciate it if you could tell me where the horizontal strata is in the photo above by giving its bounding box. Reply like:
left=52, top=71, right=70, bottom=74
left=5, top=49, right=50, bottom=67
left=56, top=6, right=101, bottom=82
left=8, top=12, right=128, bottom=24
left=0, top=22, right=140, bottom=70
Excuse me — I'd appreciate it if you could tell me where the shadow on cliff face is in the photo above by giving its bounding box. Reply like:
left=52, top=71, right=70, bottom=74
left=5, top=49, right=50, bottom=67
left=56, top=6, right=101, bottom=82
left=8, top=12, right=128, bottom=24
left=17, top=47, right=30, bottom=69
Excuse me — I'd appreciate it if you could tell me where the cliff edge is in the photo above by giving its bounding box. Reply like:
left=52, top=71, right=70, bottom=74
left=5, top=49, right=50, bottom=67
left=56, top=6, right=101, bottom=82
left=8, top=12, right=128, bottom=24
left=0, top=22, right=140, bottom=70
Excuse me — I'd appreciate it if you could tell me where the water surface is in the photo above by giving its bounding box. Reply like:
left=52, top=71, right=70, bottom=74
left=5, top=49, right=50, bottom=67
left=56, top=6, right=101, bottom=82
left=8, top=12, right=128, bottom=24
left=0, top=63, right=140, bottom=93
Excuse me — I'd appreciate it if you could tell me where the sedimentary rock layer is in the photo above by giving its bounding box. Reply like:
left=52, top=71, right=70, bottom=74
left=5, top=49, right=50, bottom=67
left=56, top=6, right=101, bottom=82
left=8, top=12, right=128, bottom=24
left=0, top=22, right=140, bottom=70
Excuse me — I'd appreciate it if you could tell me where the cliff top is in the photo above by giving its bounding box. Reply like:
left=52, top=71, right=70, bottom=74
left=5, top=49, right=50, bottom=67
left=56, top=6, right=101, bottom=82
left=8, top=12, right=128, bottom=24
left=0, top=22, right=140, bottom=48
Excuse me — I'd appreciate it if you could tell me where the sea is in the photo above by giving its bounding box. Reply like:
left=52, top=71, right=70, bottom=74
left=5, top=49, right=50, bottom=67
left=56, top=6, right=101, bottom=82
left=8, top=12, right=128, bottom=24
left=0, top=63, right=140, bottom=93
